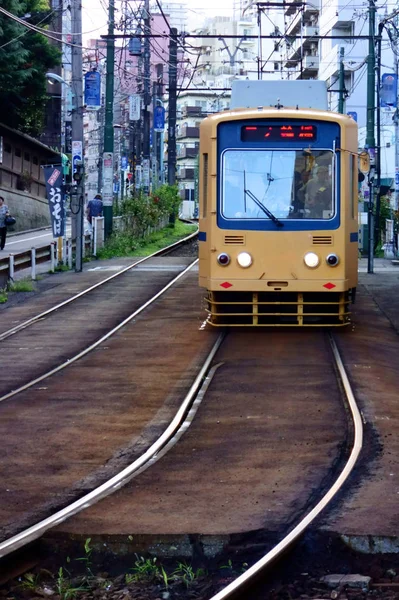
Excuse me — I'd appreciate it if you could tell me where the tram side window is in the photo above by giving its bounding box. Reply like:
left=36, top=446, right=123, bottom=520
left=202, top=153, right=208, bottom=218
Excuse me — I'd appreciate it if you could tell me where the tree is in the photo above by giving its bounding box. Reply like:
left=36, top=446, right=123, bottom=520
left=0, top=0, right=60, bottom=135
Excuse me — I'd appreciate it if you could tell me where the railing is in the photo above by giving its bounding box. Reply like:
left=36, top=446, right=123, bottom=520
left=0, top=233, right=93, bottom=288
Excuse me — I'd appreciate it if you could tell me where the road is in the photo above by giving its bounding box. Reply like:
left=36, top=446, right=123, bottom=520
left=3, top=226, right=72, bottom=255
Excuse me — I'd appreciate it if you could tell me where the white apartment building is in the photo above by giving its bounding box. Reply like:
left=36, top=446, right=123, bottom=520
left=256, top=0, right=396, bottom=181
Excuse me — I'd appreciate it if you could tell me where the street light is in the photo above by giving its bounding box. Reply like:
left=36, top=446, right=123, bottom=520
left=46, top=72, right=69, bottom=86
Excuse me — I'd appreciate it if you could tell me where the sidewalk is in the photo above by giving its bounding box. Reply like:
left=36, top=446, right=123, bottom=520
left=358, top=257, right=399, bottom=273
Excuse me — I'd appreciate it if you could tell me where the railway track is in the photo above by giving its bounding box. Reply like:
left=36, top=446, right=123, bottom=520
left=0, top=229, right=198, bottom=342
left=208, top=331, right=363, bottom=600
left=0, top=236, right=220, bottom=561
left=0, top=231, right=198, bottom=398
left=0, top=333, right=225, bottom=559
left=0, top=261, right=363, bottom=600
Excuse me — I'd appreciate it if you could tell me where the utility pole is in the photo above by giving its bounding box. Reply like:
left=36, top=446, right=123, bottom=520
left=156, top=63, right=164, bottom=186
left=338, top=47, right=345, bottom=113
left=375, top=21, right=383, bottom=245
left=168, top=27, right=178, bottom=223
left=393, top=19, right=399, bottom=212
left=102, top=0, right=115, bottom=239
left=71, top=0, right=84, bottom=272
left=142, top=0, right=151, bottom=193
left=366, top=0, right=376, bottom=274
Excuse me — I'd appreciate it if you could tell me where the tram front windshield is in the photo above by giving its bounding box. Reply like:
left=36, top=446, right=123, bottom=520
left=221, top=149, right=334, bottom=220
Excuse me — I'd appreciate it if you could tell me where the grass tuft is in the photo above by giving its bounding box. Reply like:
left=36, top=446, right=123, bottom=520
left=7, top=279, right=35, bottom=293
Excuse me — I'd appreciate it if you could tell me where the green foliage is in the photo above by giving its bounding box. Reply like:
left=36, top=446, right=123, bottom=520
left=75, top=538, right=93, bottom=580
left=171, top=562, right=206, bottom=588
left=56, top=567, right=85, bottom=600
left=0, top=0, right=61, bottom=134
left=120, top=184, right=182, bottom=238
left=7, top=278, right=34, bottom=292
left=379, top=196, right=392, bottom=232
left=125, top=555, right=161, bottom=584
left=19, top=572, right=40, bottom=590
left=0, top=289, right=8, bottom=303
left=96, top=220, right=196, bottom=260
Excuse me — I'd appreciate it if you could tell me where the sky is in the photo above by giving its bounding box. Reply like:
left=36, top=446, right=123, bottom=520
left=81, top=0, right=234, bottom=42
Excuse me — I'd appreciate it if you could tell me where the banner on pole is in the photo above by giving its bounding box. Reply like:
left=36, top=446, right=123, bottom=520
left=102, top=152, right=114, bottom=206
left=44, top=166, right=65, bottom=238
left=84, top=70, right=101, bottom=110
left=129, top=95, right=141, bottom=120
left=381, top=73, right=398, bottom=108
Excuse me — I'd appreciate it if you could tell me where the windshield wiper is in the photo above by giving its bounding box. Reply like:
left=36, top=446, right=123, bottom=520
left=244, top=187, right=284, bottom=227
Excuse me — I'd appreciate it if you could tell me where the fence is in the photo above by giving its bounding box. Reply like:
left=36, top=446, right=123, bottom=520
left=0, top=213, right=169, bottom=287
left=0, top=233, right=93, bottom=288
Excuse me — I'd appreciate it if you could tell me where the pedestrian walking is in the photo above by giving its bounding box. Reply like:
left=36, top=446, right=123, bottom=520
left=86, top=193, right=103, bottom=225
left=0, top=196, right=10, bottom=251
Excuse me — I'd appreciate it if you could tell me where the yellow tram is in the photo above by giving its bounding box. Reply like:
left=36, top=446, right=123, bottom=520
left=198, top=105, right=359, bottom=326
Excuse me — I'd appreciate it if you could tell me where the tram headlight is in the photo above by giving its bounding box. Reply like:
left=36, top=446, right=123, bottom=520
left=237, top=252, right=253, bottom=268
left=304, top=252, right=320, bottom=268
left=217, top=253, right=230, bottom=266
left=326, top=253, right=339, bottom=267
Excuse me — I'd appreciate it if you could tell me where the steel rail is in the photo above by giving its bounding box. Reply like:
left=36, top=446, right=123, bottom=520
left=0, top=258, right=198, bottom=404
left=0, top=332, right=225, bottom=558
left=0, top=229, right=198, bottom=342
left=208, top=332, right=363, bottom=600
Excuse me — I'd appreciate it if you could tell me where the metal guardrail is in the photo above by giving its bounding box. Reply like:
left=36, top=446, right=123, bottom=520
left=0, top=235, right=92, bottom=287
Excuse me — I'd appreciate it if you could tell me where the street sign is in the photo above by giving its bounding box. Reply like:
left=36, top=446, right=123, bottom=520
left=347, top=111, right=357, bottom=122
left=72, top=140, right=82, bottom=176
left=84, top=70, right=101, bottom=110
left=121, top=156, right=128, bottom=170
left=154, top=105, right=165, bottom=132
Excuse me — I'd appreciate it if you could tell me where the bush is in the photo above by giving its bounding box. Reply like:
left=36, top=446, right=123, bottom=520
left=120, top=185, right=181, bottom=237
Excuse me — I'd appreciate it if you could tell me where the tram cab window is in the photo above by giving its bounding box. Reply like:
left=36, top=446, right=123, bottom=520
left=221, top=149, right=335, bottom=220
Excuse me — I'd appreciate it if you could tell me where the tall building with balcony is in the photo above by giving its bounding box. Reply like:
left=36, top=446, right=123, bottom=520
left=272, top=0, right=396, bottom=193
left=193, top=15, right=257, bottom=89
left=176, top=91, right=231, bottom=217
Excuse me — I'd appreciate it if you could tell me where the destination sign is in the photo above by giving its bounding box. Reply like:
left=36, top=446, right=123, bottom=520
left=241, top=124, right=317, bottom=142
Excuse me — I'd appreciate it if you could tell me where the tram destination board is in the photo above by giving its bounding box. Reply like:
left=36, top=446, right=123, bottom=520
left=241, top=124, right=317, bottom=142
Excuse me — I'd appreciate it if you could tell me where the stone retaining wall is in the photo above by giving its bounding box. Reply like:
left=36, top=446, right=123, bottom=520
left=0, top=187, right=50, bottom=232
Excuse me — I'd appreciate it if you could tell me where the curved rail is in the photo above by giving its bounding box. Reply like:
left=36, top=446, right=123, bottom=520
left=209, top=332, right=363, bottom=600
left=0, top=258, right=199, bottom=404
left=0, top=332, right=225, bottom=558
left=0, top=229, right=198, bottom=342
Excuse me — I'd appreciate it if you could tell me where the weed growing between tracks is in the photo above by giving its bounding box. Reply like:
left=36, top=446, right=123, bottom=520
left=96, top=221, right=197, bottom=260
left=5, top=540, right=230, bottom=600
left=0, top=278, right=35, bottom=304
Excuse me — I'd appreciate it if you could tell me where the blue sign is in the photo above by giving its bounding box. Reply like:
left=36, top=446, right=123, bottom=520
left=84, top=70, right=101, bottom=108
left=154, top=105, right=165, bottom=132
left=381, top=73, right=398, bottom=108
left=395, top=172, right=399, bottom=186
left=121, top=156, right=128, bottom=170
left=129, top=37, right=142, bottom=56
left=347, top=111, right=357, bottom=122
